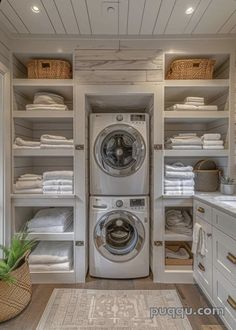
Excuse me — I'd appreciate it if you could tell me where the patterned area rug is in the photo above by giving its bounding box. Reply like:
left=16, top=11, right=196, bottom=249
left=37, top=289, right=192, bottom=329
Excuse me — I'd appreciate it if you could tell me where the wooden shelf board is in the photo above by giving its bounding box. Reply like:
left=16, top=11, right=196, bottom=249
left=164, top=149, right=229, bottom=157
left=13, top=110, right=74, bottom=121
left=13, top=148, right=74, bottom=157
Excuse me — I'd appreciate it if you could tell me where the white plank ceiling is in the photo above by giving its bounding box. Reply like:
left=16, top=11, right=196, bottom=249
left=0, top=0, right=236, bottom=36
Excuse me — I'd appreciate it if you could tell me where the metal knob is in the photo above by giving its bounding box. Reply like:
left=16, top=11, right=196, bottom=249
left=116, top=114, right=123, bottom=121
left=116, top=200, right=123, bottom=208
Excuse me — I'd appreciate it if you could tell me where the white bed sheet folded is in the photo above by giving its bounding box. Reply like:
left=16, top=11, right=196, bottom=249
left=29, top=241, right=72, bottom=264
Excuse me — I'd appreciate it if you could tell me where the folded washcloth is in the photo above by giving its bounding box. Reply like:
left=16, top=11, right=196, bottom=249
left=34, top=92, right=64, bottom=105
left=43, top=179, right=73, bottom=186
left=165, top=163, right=193, bottom=172
left=201, top=133, right=221, bottom=140
left=15, top=180, right=42, bottom=190
left=43, top=171, right=73, bottom=181
left=29, top=261, right=72, bottom=272
left=28, top=208, right=73, bottom=228
left=15, top=137, right=40, bottom=147
left=203, top=145, right=224, bottom=150
left=29, top=241, right=72, bottom=264
left=164, top=179, right=195, bottom=187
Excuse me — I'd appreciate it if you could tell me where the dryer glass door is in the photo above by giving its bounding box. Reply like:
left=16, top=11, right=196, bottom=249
left=94, top=211, right=145, bottom=262
left=94, top=124, right=146, bottom=177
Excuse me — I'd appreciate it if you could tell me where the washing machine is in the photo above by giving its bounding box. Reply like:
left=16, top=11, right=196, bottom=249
left=90, top=113, right=149, bottom=195
left=89, top=196, right=149, bottom=278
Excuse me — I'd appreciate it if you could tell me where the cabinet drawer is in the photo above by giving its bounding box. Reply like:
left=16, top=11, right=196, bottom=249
left=212, top=208, right=236, bottom=240
left=213, top=227, right=236, bottom=286
left=213, top=269, right=236, bottom=330
left=194, top=200, right=212, bottom=224
left=193, top=216, right=213, bottom=298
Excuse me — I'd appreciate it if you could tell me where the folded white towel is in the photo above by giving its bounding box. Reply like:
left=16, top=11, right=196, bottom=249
left=203, top=145, right=224, bottom=150
left=40, top=138, right=73, bottom=145
left=166, top=247, right=190, bottom=259
left=13, top=144, right=40, bottom=149
left=167, top=137, right=202, bottom=146
left=41, top=134, right=67, bottom=141
left=192, top=223, right=206, bottom=256
left=34, top=92, right=64, bottom=105
left=166, top=104, right=218, bottom=111
left=198, top=105, right=218, bottom=111
left=203, top=140, right=223, bottom=146
left=15, top=137, right=40, bottom=147
left=184, top=97, right=204, bottom=103
left=43, top=185, right=73, bottom=192
left=14, top=187, right=43, bottom=194
left=185, top=101, right=204, bottom=106
left=164, top=186, right=194, bottom=191
left=201, top=133, right=221, bottom=140
left=41, top=144, right=74, bottom=149
left=28, top=208, right=73, bottom=228
left=29, top=241, right=72, bottom=264
left=43, top=179, right=73, bottom=186
left=164, top=179, right=195, bottom=187
left=43, top=190, right=73, bottom=195
left=15, top=180, right=42, bottom=190
left=165, top=171, right=194, bottom=179
left=43, top=171, right=73, bottom=181
left=170, top=145, right=202, bottom=150
left=165, top=163, right=193, bottom=172
left=164, top=191, right=194, bottom=196
left=18, top=176, right=42, bottom=181
left=174, top=133, right=197, bottom=138
left=29, top=261, right=72, bottom=272
left=26, top=104, right=68, bottom=111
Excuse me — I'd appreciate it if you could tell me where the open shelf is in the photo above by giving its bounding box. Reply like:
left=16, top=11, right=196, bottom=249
left=30, top=270, right=75, bottom=284
left=164, top=79, right=229, bottom=88
left=165, top=230, right=193, bottom=242
left=164, top=111, right=229, bottom=122
left=13, top=110, right=74, bottom=120
left=164, top=149, right=228, bottom=157
left=13, top=149, right=74, bottom=157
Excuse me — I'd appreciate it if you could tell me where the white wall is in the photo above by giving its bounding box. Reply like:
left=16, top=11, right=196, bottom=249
left=0, top=29, right=10, bottom=68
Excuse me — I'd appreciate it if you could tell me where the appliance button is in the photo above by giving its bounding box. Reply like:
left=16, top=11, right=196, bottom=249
left=116, top=200, right=123, bottom=207
left=116, top=114, right=123, bottom=121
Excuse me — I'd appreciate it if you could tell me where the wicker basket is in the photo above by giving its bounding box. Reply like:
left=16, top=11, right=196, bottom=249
left=166, top=58, right=215, bottom=80
left=0, top=252, right=32, bottom=323
left=194, top=159, right=220, bottom=192
left=27, top=59, right=72, bottom=79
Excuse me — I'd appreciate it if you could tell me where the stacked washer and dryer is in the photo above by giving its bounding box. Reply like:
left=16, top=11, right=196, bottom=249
left=89, top=113, right=150, bottom=278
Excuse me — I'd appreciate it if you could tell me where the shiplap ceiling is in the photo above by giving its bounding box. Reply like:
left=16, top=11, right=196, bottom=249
left=0, top=0, right=236, bottom=36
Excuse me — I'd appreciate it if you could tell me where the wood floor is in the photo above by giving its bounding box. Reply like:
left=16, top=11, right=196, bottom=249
left=0, top=275, right=225, bottom=330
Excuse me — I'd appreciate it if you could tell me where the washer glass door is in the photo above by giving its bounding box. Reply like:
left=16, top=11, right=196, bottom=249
left=94, top=211, right=145, bottom=262
left=94, top=124, right=146, bottom=177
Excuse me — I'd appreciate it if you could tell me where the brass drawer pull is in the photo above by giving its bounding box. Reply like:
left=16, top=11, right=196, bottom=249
left=227, top=295, right=236, bottom=310
left=198, top=262, right=205, bottom=272
left=227, top=252, right=236, bottom=264
left=197, top=207, right=205, bottom=214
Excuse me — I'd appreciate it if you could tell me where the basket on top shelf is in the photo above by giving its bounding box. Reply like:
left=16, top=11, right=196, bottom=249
left=27, top=59, right=72, bottom=79
left=166, top=58, right=216, bottom=80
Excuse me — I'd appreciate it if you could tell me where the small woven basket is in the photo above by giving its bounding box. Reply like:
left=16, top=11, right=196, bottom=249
left=27, top=59, right=72, bottom=79
left=166, top=58, right=215, bottom=80
left=0, top=252, right=32, bottom=323
left=194, top=159, right=220, bottom=192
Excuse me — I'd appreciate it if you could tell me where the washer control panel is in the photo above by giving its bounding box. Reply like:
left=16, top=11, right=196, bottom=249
left=112, top=198, right=145, bottom=210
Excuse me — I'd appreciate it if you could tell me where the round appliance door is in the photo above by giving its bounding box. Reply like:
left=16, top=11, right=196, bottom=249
left=94, top=124, right=146, bottom=177
left=94, top=210, right=145, bottom=262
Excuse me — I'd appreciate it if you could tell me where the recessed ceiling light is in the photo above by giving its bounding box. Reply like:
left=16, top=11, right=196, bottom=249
left=31, top=5, right=40, bottom=13
left=185, top=7, right=194, bottom=15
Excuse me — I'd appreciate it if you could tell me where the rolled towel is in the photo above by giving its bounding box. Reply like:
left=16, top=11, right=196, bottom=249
left=166, top=104, right=198, bottom=111
left=15, top=180, right=42, bottom=190
left=43, top=171, right=73, bottom=181
left=29, top=241, right=72, bottom=264
left=201, top=133, right=221, bottom=140
left=15, top=137, right=40, bottom=147
left=40, top=138, right=73, bottom=145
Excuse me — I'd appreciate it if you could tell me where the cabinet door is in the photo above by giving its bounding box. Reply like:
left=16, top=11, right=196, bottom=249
left=194, top=200, right=212, bottom=224
left=193, top=216, right=213, bottom=300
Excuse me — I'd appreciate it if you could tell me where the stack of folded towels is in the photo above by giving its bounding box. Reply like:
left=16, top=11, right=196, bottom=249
left=164, top=163, right=195, bottom=196
left=29, top=241, right=73, bottom=271
left=13, top=137, right=40, bottom=149
left=165, top=209, right=193, bottom=236
left=27, top=208, right=73, bottom=233
left=201, top=133, right=224, bottom=150
left=14, top=174, right=43, bottom=194
left=40, top=134, right=73, bottom=149
left=43, top=171, right=74, bottom=194
left=165, top=133, right=202, bottom=150
left=166, top=96, right=218, bottom=111
left=26, top=92, right=68, bottom=111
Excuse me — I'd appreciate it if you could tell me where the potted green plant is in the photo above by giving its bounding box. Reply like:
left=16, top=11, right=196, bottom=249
left=0, top=231, right=36, bottom=322
left=220, top=176, right=235, bottom=195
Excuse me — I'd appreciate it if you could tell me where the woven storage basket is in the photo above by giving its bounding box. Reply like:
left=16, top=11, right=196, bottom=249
left=194, top=159, right=220, bottom=192
left=0, top=252, right=32, bottom=323
left=166, top=58, right=215, bottom=80
left=27, top=59, right=71, bottom=79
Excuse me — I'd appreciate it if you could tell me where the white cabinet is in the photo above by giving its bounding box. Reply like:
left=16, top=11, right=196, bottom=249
left=193, top=216, right=213, bottom=301
left=212, top=208, right=236, bottom=240
left=194, top=200, right=212, bottom=224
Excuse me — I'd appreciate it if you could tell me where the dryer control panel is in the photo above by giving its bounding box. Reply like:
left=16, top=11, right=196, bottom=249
left=112, top=198, right=146, bottom=210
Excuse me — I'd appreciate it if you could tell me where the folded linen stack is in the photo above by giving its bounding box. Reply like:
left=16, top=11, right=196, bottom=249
left=43, top=171, right=74, bottom=194
left=29, top=241, right=73, bottom=271
left=13, top=137, right=40, bottom=149
left=165, top=209, right=193, bottom=236
left=26, top=92, right=68, bottom=111
left=14, top=174, right=43, bottom=194
left=40, top=134, right=74, bottom=149
left=166, top=96, right=218, bottom=111
left=201, top=133, right=224, bottom=150
left=164, top=163, right=195, bottom=196
left=166, top=133, right=202, bottom=150
left=27, top=208, right=73, bottom=233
